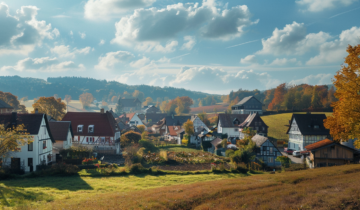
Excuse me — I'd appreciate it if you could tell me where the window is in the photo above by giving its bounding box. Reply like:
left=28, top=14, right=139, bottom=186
left=101, top=137, right=105, bottom=143
left=268, top=157, right=273, bottom=163
left=262, top=127, right=265, bottom=131
left=77, top=125, right=83, bottom=132
left=263, top=146, right=267, bottom=151
left=270, top=147, right=273, bottom=154
left=43, top=141, right=47, bottom=149
left=234, top=128, right=238, bottom=132
left=88, top=125, right=94, bottom=133
left=28, top=142, right=33, bottom=151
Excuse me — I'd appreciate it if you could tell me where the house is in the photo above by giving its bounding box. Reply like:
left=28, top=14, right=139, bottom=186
left=198, top=127, right=219, bottom=151
left=231, top=96, right=263, bottom=115
left=118, top=98, right=141, bottom=112
left=286, top=113, right=330, bottom=151
left=61, top=109, right=121, bottom=149
left=217, top=114, right=249, bottom=138
left=239, top=113, right=268, bottom=138
left=165, top=125, right=182, bottom=144
left=150, top=118, right=166, bottom=135
left=209, top=138, right=225, bottom=156
left=0, top=99, right=14, bottom=114
left=119, top=113, right=145, bottom=127
left=0, top=112, right=55, bottom=172
left=49, top=121, right=73, bottom=154
left=142, top=105, right=161, bottom=114
left=184, top=115, right=209, bottom=145
left=305, top=139, right=358, bottom=168
left=143, top=113, right=167, bottom=126
left=252, top=134, right=282, bottom=167
left=165, top=115, right=191, bottom=127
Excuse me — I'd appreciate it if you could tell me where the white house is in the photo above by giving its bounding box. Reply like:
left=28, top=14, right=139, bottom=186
left=0, top=112, right=55, bottom=172
left=49, top=121, right=73, bottom=154
left=217, top=114, right=249, bottom=138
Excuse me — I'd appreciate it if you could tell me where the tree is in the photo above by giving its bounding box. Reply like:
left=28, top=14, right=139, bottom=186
left=183, top=119, right=194, bottom=136
left=79, top=93, right=94, bottom=109
left=175, top=98, right=185, bottom=115
left=0, top=124, right=31, bottom=158
left=101, top=101, right=109, bottom=110
left=311, top=85, right=323, bottom=109
left=160, top=101, right=168, bottom=113
left=115, top=98, right=123, bottom=115
left=324, top=44, right=360, bottom=148
left=141, top=131, right=149, bottom=140
left=143, top=97, right=154, bottom=106
left=137, top=125, right=146, bottom=133
left=111, top=96, right=118, bottom=104
left=198, top=111, right=210, bottom=127
left=132, top=90, right=145, bottom=102
left=0, top=91, right=26, bottom=112
left=268, top=83, right=286, bottom=110
left=276, top=156, right=291, bottom=168
left=32, top=97, right=66, bottom=120
left=120, top=131, right=141, bottom=147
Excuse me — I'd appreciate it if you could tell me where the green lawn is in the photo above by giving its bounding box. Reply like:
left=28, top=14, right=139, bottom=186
left=261, top=112, right=333, bottom=142
left=158, top=144, right=203, bottom=153
left=0, top=173, right=246, bottom=209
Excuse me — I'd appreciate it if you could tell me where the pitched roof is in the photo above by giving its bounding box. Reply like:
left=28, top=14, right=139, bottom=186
left=211, top=138, right=222, bottom=147
left=165, top=115, right=191, bottom=126
left=108, top=109, right=119, bottom=119
left=145, top=113, right=167, bottom=124
left=305, top=139, right=334, bottom=151
left=143, top=105, right=160, bottom=113
left=251, top=134, right=269, bottom=147
left=118, top=98, right=141, bottom=107
left=122, top=125, right=141, bottom=134
left=235, top=96, right=262, bottom=106
left=0, top=113, right=55, bottom=142
left=120, top=113, right=136, bottom=121
left=286, top=114, right=330, bottom=135
left=138, top=114, right=145, bottom=120
left=167, top=126, right=182, bottom=136
left=218, top=114, right=249, bottom=127
left=62, top=111, right=118, bottom=137
left=49, top=121, right=73, bottom=141
left=0, top=99, right=13, bottom=109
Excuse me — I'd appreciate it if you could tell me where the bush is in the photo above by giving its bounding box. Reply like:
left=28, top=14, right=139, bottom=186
left=181, top=139, right=188, bottom=145
left=225, top=149, right=235, bottom=157
left=129, top=163, right=148, bottom=174
left=139, top=140, right=158, bottom=153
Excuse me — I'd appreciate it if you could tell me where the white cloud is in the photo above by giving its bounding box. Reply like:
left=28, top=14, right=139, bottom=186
left=94, top=51, right=134, bottom=70
left=258, top=22, right=331, bottom=56
left=50, top=45, right=91, bottom=58
left=269, top=58, right=298, bottom=66
left=99, top=39, right=105, bottom=45
left=306, top=26, right=360, bottom=65
left=1, top=57, right=84, bottom=72
left=240, top=55, right=257, bottom=64
left=158, top=56, right=171, bottom=63
left=111, top=1, right=257, bottom=52
left=70, top=31, right=73, bottom=36
left=289, top=74, right=333, bottom=85
left=0, top=3, right=59, bottom=55
left=79, top=32, right=86, bottom=39
left=135, top=41, right=178, bottom=53
left=181, top=36, right=196, bottom=50
left=84, top=0, right=156, bottom=20
left=130, top=56, right=150, bottom=68
left=296, top=0, right=357, bottom=12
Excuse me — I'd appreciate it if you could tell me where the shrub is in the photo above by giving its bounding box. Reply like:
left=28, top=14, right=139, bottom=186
left=225, top=149, right=235, bottom=157
left=181, top=139, right=188, bottom=145
left=139, top=140, right=158, bottom=153
left=129, top=163, right=147, bottom=174
left=160, top=151, right=168, bottom=161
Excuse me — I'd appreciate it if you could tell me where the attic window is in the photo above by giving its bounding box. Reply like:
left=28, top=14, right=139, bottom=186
left=77, top=125, right=83, bottom=132
left=88, top=125, right=94, bottom=133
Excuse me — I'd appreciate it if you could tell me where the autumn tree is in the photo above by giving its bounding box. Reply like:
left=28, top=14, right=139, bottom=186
left=111, top=96, right=118, bottom=104
left=120, top=130, right=142, bottom=147
left=101, top=101, right=109, bottom=110
left=143, top=97, right=154, bottom=106
left=183, top=119, right=194, bottom=136
left=175, top=98, right=185, bottom=115
left=198, top=111, right=210, bottom=127
left=324, top=44, right=360, bottom=148
left=137, top=125, right=146, bottom=133
left=0, top=91, right=26, bottom=112
left=311, top=85, right=323, bottom=109
left=32, top=97, right=66, bottom=120
left=115, top=98, right=123, bottom=115
left=160, top=101, right=168, bottom=113
left=0, top=124, right=31, bottom=158
left=141, top=131, right=149, bottom=140
left=79, top=93, right=94, bottom=109
left=268, top=83, right=286, bottom=110
left=132, top=90, right=145, bottom=102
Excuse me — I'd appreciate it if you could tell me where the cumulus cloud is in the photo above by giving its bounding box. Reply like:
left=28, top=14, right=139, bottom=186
left=296, top=0, right=357, bottom=12
left=84, top=0, right=156, bottom=20
left=111, top=1, right=257, bottom=52
left=258, top=22, right=331, bottom=56
left=269, top=58, right=298, bottom=66
left=1, top=57, right=84, bottom=72
left=99, top=39, right=105, bottom=45
left=50, top=45, right=91, bottom=58
left=0, top=3, right=59, bottom=55
left=79, top=32, right=86, bottom=39
left=94, top=51, right=134, bottom=70
left=136, top=41, right=178, bottom=53
left=306, top=26, right=360, bottom=65
left=289, top=74, right=333, bottom=86
left=130, top=56, right=150, bottom=68
left=240, top=55, right=257, bottom=64
left=181, top=36, right=196, bottom=50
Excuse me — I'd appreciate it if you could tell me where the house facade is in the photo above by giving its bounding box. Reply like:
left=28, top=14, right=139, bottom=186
left=62, top=110, right=121, bottom=149
left=118, top=98, right=141, bottom=112
left=252, top=134, right=282, bottom=167
left=231, top=96, right=263, bottom=115
left=286, top=113, right=330, bottom=151
left=239, top=113, right=268, bottom=138
left=142, top=105, right=161, bottom=114
left=0, top=99, right=14, bottom=114
left=217, top=114, right=250, bottom=138
left=49, top=121, right=73, bottom=154
left=0, top=113, right=55, bottom=172
left=305, top=139, right=357, bottom=168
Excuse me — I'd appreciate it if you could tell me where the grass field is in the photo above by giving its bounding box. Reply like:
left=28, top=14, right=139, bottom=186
left=3, top=164, right=360, bottom=209
left=261, top=112, right=333, bottom=142
left=158, top=144, right=202, bottom=153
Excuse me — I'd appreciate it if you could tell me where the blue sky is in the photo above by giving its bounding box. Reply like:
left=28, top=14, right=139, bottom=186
left=0, top=0, right=359, bottom=94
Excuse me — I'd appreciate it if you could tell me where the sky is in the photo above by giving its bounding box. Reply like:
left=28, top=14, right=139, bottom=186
left=0, top=0, right=359, bottom=94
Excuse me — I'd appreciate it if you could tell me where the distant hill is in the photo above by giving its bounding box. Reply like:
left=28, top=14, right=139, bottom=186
left=0, top=76, right=213, bottom=101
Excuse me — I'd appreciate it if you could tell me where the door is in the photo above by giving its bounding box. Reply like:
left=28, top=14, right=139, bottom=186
left=28, top=158, right=33, bottom=172
left=11, top=158, right=21, bottom=171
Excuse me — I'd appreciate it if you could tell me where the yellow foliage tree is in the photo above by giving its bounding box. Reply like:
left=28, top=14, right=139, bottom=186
left=137, top=125, right=146, bottom=133
left=324, top=44, right=360, bottom=148
left=79, top=93, right=94, bottom=109
left=183, top=119, right=194, bottom=136
left=0, top=124, right=31, bottom=158
left=32, top=97, right=67, bottom=120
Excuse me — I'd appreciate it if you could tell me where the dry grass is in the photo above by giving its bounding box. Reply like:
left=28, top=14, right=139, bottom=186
left=39, top=164, right=360, bottom=210
left=190, top=104, right=228, bottom=114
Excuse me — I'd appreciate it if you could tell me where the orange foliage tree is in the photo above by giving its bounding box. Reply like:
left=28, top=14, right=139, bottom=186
left=324, top=44, right=360, bottom=148
left=0, top=91, right=26, bottom=113
left=32, top=97, right=66, bottom=120
left=79, top=93, right=94, bottom=109
left=268, top=83, right=286, bottom=110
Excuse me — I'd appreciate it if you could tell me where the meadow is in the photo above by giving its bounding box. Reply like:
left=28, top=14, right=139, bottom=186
left=261, top=112, right=333, bottom=142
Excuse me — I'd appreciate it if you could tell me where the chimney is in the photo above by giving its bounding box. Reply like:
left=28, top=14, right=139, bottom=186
left=100, top=108, right=104, bottom=114
left=35, top=108, right=38, bottom=114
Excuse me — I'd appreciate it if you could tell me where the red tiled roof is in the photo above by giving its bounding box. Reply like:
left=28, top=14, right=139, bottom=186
left=62, top=111, right=117, bottom=137
left=119, top=113, right=136, bottom=121
left=305, top=139, right=333, bottom=151
left=168, top=126, right=181, bottom=136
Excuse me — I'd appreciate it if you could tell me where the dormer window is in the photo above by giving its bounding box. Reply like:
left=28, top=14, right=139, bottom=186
left=77, top=125, right=83, bottom=132
left=88, top=125, right=94, bottom=133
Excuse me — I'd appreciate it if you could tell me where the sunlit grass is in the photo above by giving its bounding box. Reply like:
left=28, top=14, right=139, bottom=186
left=158, top=144, right=203, bottom=153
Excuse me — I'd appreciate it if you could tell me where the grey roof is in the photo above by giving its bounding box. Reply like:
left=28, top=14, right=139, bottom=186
left=49, top=121, right=73, bottom=141
left=143, top=105, right=160, bottom=113
left=211, top=138, right=222, bottom=147
left=118, top=98, right=141, bottom=108
left=0, top=99, right=13, bottom=109
left=251, top=134, right=269, bottom=147
left=239, top=113, right=268, bottom=128
left=145, top=113, right=167, bottom=124
left=165, top=115, right=191, bottom=126
left=109, top=109, right=119, bottom=119
left=235, top=96, right=261, bottom=106
left=286, top=114, right=330, bottom=135
left=218, top=114, right=249, bottom=127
